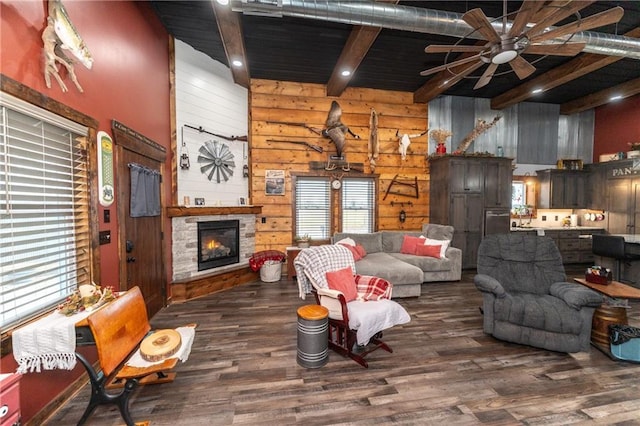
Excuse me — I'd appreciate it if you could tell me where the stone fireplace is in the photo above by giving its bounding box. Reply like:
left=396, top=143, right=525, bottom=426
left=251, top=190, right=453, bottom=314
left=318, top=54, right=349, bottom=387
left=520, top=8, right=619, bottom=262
left=170, top=206, right=260, bottom=283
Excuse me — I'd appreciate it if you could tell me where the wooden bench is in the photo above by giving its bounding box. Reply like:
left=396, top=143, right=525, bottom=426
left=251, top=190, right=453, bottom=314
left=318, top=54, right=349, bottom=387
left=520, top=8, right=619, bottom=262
left=75, top=286, right=194, bottom=426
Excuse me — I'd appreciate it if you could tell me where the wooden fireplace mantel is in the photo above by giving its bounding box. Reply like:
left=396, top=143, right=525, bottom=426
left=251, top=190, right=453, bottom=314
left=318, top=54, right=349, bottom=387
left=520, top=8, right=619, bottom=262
left=167, top=205, right=262, bottom=217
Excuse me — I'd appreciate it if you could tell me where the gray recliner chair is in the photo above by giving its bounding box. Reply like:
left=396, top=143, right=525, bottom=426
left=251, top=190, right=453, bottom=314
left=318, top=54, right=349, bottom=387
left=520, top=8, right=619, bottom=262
left=474, top=234, right=603, bottom=353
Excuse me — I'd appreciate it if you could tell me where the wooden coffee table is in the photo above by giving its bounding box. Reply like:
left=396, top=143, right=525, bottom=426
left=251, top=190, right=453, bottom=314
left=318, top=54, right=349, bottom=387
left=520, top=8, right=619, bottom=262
left=574, top=278, right=640, bottom=357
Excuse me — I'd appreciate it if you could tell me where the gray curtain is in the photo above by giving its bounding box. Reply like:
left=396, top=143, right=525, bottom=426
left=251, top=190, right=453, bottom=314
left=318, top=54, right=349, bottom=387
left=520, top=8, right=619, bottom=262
left=129, top=163, right=160, bottom=217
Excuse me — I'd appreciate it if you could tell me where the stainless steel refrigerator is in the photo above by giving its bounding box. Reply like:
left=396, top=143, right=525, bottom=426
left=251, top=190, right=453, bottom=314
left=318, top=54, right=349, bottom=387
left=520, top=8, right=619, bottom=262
left=484, top=210, right=511, bottom=235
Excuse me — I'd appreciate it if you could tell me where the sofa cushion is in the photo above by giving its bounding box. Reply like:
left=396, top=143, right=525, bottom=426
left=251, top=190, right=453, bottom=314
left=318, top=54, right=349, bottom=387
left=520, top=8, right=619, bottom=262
left=326, top=266, right=357, bottom=302
left=382, top=231, right=424, bottom=253
left=354, top=252, right=423, bottom=284
left=423, top=237, right=451, bottom=258
left=416, top=244, right=441, bottom=258
left=388, top=252, right=452, bottom=273
left=400, top=235, right=425, bottom=254
left=333, top=232, right=383, bottom=253
left=421, top=224, right=454, bottom=241
left=338, top=243, right=364, bottom=261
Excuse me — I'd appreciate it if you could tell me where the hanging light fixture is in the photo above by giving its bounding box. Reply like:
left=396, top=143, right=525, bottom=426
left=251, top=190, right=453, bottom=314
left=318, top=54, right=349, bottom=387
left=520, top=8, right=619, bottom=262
left=180, top=127, right=191, bottom=170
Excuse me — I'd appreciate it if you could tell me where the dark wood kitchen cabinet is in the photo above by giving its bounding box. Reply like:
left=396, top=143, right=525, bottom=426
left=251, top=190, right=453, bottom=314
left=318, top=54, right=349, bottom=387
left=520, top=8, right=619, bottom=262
left=429, top=156, right=512, bottom=269
left=586, top=163, right=607, bottom=210
left=537, top=169, right=588, bottom=209
left=484, top=158, right=513, bottom=208
left=607, top=177, right=640, bottom=234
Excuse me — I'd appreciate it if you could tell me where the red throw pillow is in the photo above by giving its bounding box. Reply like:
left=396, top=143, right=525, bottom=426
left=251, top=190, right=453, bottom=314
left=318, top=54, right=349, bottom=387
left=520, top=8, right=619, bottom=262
left=416, top=244, right=442, bottom=258
left=325, top=266, right=357, bottom=302
left=355, top=244, right=367, bottom=258
left=400, top=235, right=424, bottom=254
left=339, top=243, right=363, bottom=261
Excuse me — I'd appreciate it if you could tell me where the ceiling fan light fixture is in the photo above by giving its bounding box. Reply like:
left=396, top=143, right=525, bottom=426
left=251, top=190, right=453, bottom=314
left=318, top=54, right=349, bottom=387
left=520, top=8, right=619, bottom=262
left=492, top=49, right=518, bottom=64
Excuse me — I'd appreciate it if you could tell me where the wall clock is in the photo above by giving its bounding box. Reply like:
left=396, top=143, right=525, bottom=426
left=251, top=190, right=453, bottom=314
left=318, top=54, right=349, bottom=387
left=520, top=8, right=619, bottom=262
left=197, top=140, right=235, bottom=183
left=331, top=179, right=342, bottom=190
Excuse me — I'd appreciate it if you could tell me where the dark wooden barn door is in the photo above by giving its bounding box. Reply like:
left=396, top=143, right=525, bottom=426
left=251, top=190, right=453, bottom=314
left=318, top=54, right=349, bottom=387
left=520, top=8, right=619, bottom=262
left=113, top=121, right=167, bottom=317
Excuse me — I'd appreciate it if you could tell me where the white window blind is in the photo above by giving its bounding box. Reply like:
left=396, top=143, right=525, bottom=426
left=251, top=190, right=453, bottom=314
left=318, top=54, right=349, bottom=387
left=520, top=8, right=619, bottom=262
left=295, top=177, right=330, bottom=240
left=0, top=96, right=90, bottom=329
left=342, top=178, right=375, bottom=233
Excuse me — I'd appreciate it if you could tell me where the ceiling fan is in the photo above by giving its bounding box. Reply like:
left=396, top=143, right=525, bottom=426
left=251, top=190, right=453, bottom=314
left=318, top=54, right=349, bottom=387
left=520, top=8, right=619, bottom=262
left=420, top=0, right=624, bottom=89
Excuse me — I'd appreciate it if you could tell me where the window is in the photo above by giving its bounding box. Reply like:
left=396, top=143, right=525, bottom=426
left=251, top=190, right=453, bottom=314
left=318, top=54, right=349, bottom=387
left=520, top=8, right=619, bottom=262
left=342, top=178, right=375, bottom=233
left=294, top=176, right=376, bottom=241
left=1, top=94, right=90, bottom=329
left=295, top=177, right=331, bottom=240
left=511, top=176, right=537, bottom=218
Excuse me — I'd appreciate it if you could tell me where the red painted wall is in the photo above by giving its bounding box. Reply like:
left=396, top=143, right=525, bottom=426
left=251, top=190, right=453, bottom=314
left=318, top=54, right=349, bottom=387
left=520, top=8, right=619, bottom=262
left=1, top=1, right=172, bottom=422
left=593, top=93, right=640, bottom=161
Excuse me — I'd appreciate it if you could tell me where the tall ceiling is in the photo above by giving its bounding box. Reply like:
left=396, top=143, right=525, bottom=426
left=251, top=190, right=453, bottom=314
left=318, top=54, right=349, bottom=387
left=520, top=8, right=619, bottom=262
left=149, top=1, right=640, bottom=113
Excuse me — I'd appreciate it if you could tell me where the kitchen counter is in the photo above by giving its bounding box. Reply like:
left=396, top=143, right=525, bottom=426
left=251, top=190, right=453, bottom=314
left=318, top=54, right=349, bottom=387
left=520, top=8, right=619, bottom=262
left=510, top=226, right=605, bottom=232
left=509, top=227, right=606, bottom=264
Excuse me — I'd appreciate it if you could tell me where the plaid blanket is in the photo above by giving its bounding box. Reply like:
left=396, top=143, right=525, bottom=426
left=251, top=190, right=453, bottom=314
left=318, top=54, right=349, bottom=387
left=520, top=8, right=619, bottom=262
left=249, top=250, right=285, bottom=272
left=294, top=245, right=355, bottom=299
left=355, top=275, right=392, bottom=301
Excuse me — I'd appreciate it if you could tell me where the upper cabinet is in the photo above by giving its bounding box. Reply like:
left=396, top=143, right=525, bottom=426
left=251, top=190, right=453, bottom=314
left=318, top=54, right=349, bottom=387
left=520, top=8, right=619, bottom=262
left=484, top=158, right=513, bottom=208
left=537, top=169, right=588, bottom=209
left=449, top=159, right=483, bottom=193
left=586, top=163, right=607, bottom=210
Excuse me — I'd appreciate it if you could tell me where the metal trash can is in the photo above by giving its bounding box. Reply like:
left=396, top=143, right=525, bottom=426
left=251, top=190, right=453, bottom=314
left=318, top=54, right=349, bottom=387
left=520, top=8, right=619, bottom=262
left=296, top=305, right=329, bottom=368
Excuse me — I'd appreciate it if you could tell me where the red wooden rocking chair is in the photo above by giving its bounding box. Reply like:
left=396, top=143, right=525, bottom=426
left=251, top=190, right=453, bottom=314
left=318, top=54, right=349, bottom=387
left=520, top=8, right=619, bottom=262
left=295, top=245, right=410, bottom=368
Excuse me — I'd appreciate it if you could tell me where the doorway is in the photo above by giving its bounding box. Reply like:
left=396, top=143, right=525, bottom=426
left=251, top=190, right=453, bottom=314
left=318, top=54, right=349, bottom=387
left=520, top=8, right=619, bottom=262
left=113, top=121, right=167, bottom=317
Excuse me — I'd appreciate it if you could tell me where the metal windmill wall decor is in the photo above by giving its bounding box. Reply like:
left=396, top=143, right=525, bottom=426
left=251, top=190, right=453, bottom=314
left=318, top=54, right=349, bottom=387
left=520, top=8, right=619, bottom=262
left=197, top=140, right=236, bottom=183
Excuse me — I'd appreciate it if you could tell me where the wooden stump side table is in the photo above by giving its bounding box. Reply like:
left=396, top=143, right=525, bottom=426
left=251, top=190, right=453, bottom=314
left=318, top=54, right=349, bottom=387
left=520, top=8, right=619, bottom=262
left=574, top=277, right=640, bottom=357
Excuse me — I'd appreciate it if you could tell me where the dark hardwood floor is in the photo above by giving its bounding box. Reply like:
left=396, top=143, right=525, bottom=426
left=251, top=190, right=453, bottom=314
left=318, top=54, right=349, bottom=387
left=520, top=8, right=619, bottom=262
left=46, top=271, right=640, bottom=425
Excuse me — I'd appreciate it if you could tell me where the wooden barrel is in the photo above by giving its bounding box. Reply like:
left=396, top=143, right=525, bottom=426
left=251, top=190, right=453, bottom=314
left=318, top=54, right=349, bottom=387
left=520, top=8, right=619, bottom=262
left=296, top=305, right=329, bottom=368
left=591, top=305, right=628, bottom=348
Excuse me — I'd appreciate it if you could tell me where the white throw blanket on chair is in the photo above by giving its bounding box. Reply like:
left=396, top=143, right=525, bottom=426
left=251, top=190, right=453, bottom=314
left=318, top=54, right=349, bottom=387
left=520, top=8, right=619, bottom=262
left=295, top=245, right=410, bottom=345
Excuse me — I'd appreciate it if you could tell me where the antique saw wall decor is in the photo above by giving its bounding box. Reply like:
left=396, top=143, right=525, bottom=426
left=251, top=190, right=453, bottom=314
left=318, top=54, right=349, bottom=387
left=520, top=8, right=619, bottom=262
left=420, top=1, right=624, bottom=89
left=42, top=0, right=93, bottom=93
left=197, top=140, right=236, bottom=183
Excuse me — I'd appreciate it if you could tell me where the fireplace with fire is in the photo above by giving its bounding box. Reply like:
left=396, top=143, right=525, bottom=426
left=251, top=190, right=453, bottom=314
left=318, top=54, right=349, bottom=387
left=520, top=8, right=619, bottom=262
left=197, top=220, right=239, bottom=271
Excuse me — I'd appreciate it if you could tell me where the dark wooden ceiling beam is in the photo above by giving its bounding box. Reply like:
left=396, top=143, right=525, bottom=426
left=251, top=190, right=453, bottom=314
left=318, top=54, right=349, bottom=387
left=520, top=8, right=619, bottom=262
left=560, top=77, right=640, bottom=115
left=490, top=27, right=640, bottom=110
left=212, top=1, right=250, bottom=88
left=326, top=26, right=383, bottom=97
left=413, top=41, right=486, bottom=103
left=326, top=0, right=399, bottom=97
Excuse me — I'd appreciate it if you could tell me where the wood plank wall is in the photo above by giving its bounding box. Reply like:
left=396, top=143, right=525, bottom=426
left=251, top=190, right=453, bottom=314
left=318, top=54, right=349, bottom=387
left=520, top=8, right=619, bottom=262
left=250, top=79, right=430, bottom=252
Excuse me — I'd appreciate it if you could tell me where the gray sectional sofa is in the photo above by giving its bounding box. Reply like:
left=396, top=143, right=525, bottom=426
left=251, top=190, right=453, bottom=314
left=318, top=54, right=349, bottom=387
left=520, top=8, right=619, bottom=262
left=333, top=224, right=462, bottom=298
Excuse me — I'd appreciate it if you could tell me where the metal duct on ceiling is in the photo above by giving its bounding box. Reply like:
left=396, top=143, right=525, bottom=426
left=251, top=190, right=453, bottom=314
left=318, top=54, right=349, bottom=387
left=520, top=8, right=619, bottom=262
left=232, top=0, right=640, bottom=59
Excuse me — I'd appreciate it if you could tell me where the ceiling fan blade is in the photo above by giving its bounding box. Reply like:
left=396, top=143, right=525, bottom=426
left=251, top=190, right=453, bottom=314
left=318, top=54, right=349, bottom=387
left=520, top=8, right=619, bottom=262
left=425, top=44, right=486, bottom=54
left=509, top=55, right=536, bottom=80
left=474, top=63, right=499, bottom=90
left=420, top=53, right=482, bottom=76
left=508, top=0, right=546, bottom=37
left=526, top=1, right=596, bottom=38
left=524, top=42, right=586, bottom=56
left=530, top=7, right=624, bottom=43
left=462, top=8, right=501, bottom=43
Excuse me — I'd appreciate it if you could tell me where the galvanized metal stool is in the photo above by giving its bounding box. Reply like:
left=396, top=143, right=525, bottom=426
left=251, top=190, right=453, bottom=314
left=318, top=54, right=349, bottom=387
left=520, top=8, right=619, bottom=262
left=296, top=305, right=329, bottom=368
